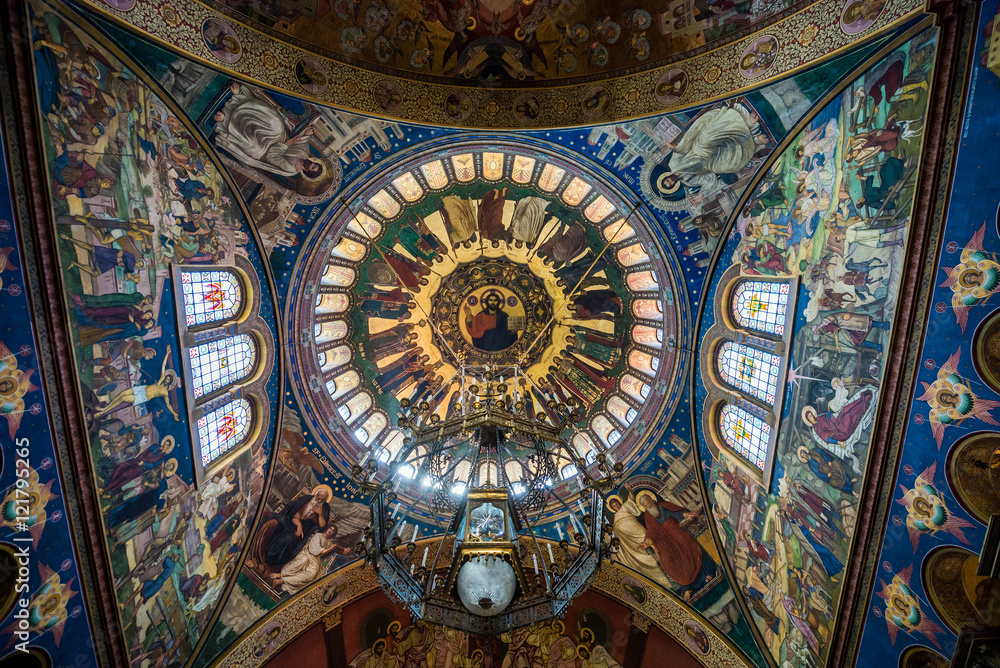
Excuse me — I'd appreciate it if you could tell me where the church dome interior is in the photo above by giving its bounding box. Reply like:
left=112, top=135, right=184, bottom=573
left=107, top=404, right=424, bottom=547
left=0, top=0, right=997, bottom=666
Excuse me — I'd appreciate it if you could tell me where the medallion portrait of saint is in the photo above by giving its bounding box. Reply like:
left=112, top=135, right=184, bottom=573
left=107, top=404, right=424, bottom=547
left=462, top=288, right=521, bottom=352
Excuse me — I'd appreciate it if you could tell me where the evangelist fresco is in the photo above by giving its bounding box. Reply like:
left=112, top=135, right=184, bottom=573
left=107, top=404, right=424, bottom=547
left=25, top=0, right=281, bottom=663
left=0, top=107, right=100, bottom=667
left=695, top=28, right=938, bottom=667
left=853, top=0, right=1000, bottom=660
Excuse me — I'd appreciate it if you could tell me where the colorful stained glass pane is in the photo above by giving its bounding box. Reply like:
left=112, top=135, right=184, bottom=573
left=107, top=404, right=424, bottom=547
left=330, top=238, right=366, bottom=261
left=632, top=325, right=663, bottom=349
left=189, top=334, right=256, bottom=399
left=483, top=152, right=504, bottom=180
left=607, top=396, right=637, bottom=426
left=717, top=342, right=781, bottom=405
left=584, top=195, right=615, bottom=222
left=322, top=264, right=355, bottom=286
left=420, top=160, right=449, bottom=189
left=720, top=404, right=769, bottom=470
left=732, top=280, right=790, bottom=336
left=511, top=156, right=535, bottom=183
left=620, top=374, right=651, bottom=402
left=617, top=243, right=650, bottom=267
left=628, top=350, right=657, bottom=376
left=603, top=219, right=635, bottom=243
left=392, top=172, right=423, bottom=202
left=319, top=345, right=351, bottom=371
left=347, top=212, right=382, bottom=238
left=593, top=415, right=620, bottom=447
left=633, top=299, right=663, bottom=321
left=180, top=270, right=241, bottom=326
left=538, top=163, right=565, bottom=191
left=562, top=177, right=592, bottom=205
left=627, top=271, right=659, bottom=292
left=197, top=398, right=252, bottom=466
left=368, top=189, right=400, bottom=217
left=451, top=154, right=475, bottom=182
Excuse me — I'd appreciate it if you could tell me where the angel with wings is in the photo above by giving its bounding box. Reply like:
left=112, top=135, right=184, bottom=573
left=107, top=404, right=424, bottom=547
left=940, top=222, right=1000, bottom=332
left=896, top=460, right=974, bottom=551
left=918, top=347, right=1000, bottom=449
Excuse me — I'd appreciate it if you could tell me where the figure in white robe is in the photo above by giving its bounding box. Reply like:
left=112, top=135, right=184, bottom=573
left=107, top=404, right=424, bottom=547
left=608, top=494, right=673, bottom=589
left=509, top=196, right=549, bottom=248
left=275, top=524, right=339, bottom=595
left=198, top=475, right=234, bottom=520
left=651, top=104, right=762, bottom=211
left=213, top=82, right=324, bottom=180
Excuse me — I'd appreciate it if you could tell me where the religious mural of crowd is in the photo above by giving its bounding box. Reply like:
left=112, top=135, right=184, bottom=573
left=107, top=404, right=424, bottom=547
left=697, top=28, right=937, bottom=667
left=211, top=0, right=804, bottom=83
left=25, top=0, right=281, bottom=662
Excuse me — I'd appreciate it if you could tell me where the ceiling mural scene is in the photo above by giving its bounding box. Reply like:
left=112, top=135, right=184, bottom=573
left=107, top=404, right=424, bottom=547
left=0, top=0, right=996, bottom=667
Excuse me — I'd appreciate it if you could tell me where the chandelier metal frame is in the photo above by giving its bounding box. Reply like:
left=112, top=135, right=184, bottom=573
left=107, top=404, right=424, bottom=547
left=352, top=364, right=623, bottom=635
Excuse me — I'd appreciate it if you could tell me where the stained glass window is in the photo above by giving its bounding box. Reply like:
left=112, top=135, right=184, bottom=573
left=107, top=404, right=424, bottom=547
left=593, top=416, right=620, bottom=447
left=189, top=334, right=256, bottom=399
left=420, top=160, right=449, bottom=189
left=327, top=370, right=360, bottom=400
left=319, top=345, right=351, bottom=372
left=482, top=153, right=504, bottom=180
left=391, top=172, right=423, bottom=202
left=198, top=399, right=252, bottom=466
left=732, top=280, right=791, bottom=336
left=181, top=270, right=242, bottom=326
left=572, top=433, right=596, bottom=461
left=617, top=243, right=650, bottom=267
left=511, top=156, right=535, bottom=183
left=561, top=177, right=592, bottom=205
left=561, top=464, right=579, bottom=480
left=620, top=374, right=651, bottom=402
left=339, top=391, right=372, bottom=421
left=632, top=325, right=663, bottom=349
left=322, top=264, right=355, bottom=287
left=584, top=196, right=615, bottom=223
left=607, top=396, right=637, bottom=426
left=603, top=220, right=634, bottom=243
left=633, top=299, right=663, bottom=321
left=717, top=342, right=781, bottom=405
left=720, top=404, right=769, bottom=471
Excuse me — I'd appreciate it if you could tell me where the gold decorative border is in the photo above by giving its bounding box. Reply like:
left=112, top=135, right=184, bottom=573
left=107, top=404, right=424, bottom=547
left=80, top=0, right=923, bottom=128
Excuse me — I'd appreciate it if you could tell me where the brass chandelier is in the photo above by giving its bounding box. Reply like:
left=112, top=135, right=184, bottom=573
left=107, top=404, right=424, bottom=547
left=352, top=364, right=622, bottom=634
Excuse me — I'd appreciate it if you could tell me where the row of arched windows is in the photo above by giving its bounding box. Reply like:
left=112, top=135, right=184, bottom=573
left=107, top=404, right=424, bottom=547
left=706, top=276, right=795, bottom=475
left=176, top=266, right=267, bottom=478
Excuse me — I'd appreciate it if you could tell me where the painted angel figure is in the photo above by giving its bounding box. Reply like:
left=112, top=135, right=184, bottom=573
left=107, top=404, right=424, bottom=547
left=940, top=222, right=1000, bottom=332
left=918, top=347, right=1000, bottom=448
left=896, top=460, right=974, bottom=550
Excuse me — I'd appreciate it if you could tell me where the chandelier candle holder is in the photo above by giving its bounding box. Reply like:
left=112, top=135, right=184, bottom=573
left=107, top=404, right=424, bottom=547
left=353, top=365, right=622, bottom=634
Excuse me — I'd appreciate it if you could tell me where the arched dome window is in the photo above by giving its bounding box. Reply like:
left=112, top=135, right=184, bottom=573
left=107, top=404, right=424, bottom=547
left=717, top=341, right=780, bottom=405
left=731, top=280, right=791, bottom=336
left=180, top=270, right=242, bottom=326
left=189, top=334, right=257, bottom=399
left=197, top=399, right=253, bottom=466
left=719, top=403, right=770, bottom=471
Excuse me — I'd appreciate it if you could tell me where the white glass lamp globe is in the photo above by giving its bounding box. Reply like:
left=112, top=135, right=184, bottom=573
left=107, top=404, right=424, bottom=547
left=456, top=556, right=516, bottom=616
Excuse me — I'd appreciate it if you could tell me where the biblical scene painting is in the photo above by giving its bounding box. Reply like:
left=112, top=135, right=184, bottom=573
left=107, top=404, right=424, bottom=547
left=210, top=0, right=804, bottom=83
left=26, top=0, right=281, bottom=661
left=697, top=28, right=937, bottom=666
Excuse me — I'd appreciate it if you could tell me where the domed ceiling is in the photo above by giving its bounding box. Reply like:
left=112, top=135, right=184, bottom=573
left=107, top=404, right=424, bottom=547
left=289, top=139, right=686, bottom=520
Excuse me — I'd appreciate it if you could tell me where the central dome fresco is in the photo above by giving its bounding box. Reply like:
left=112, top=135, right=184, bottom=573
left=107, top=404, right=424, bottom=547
left=289, top=138, right=687, bottom=521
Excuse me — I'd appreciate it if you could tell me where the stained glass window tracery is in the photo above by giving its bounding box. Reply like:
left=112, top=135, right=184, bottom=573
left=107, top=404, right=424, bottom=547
left=720, top=404, right=769, bottom=471
left=717, top=342, right=780, bottom=405
left=189, top=334, right=256, bottom=399
left=181, top=270, right=242, bottom=326
left=732, top=280, right=791, bottom=336
left=197, top=399, right=252, bottom=466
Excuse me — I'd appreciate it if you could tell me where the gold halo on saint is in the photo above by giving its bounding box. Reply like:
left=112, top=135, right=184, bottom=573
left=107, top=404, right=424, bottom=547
left=459, top=285, right=525, bottom=352
left=635, top=489, right=657, bottom=507
left=164, top=458, right=179, bottom=477
left=656, top=172, right=682, bottom=195
left=311, top=484, right=334, bottom=500
left=160, top=435, right=175, bottom=454
left=388, top=620, right=402, bottom=635
left=373, top=638, right=388, bottom=655
left=225, top=467, right=237, bottom=482
left=551, top=619, right=565, bottom=635
left=605, top=494, right=623, bottom=508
